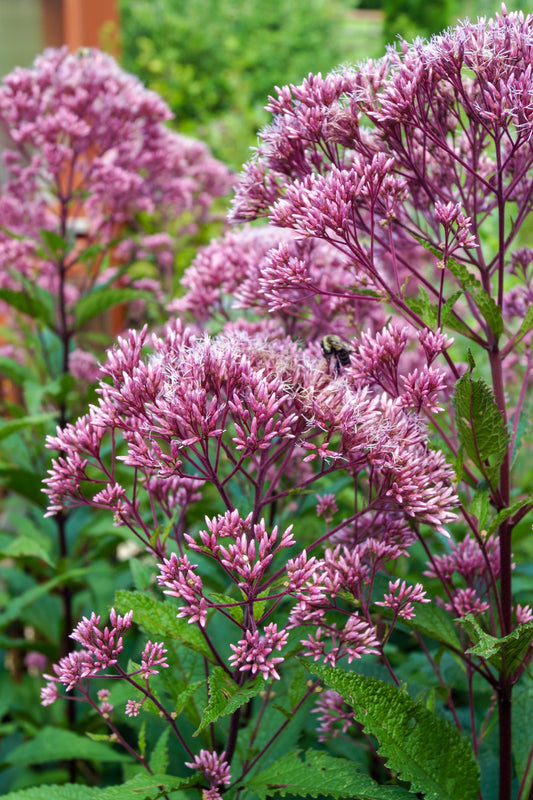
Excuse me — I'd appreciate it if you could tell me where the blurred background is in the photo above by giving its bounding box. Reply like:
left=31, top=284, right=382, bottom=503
left=0, top=0, right=530, bottom=169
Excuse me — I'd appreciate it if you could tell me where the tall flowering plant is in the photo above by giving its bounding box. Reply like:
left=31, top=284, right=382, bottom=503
left=31, top=7, right=533, bottom=800
left=0, top=46, right=231, bottom=791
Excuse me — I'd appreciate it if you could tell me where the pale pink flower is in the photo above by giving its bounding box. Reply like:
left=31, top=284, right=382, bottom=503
left=185, top=749, right=231, bottom=787
left=375, top=579, right=430, bottom=620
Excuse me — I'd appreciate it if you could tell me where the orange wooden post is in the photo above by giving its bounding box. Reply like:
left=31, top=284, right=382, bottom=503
left=40, top=0, right=119, bottom=53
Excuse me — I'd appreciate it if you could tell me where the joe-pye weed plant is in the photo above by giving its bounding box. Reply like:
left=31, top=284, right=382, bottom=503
left=0, top=47, right=230, bottom=792
left=34, top=7, right=533, bottom=800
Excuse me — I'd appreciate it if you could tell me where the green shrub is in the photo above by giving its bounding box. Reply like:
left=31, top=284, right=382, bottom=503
left=383, top=0, right=452, bottom=43
left=119, top=0, right=355, bottom=166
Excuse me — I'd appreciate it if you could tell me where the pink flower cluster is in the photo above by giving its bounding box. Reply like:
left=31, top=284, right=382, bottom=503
left=40, top=608, right=168, bottom=713
left=0, top=46, right=231, bottom=304
left=230, top=8, right=533, bottom=350
left=375, top=579, right=430, bottom=621
left=185, top=750, right=231, bottom=799
left=173, top=224, right=387, bottom=342
left=42, top=320, right=459, bottom=683
left=425, top=534, right=501, bottom=617
left=44, top=324, right=458, bottom=541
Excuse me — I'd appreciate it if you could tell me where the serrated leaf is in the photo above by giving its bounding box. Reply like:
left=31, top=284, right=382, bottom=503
left=440, top=289, right=464, bottom=325
left=288, top=663, right=309, bottom=709
left=75, top=288, right=150, bottom=329
left=208, top=591, right=244, bottom=623
left=0, top=534, right=55, bottom=566
left=149, top=728, right=170, bottom=774
left=175, top=678, right=205, bottom=715
left=6, top=726, right=132, bottom=766
left=138, top=719, right=147, bottom=758
left=485, top=497, right=532, bottom=537
left=469, top=488, right=492, bottom=532
left=404, top=289, right=472, bottom=339
left=195, top=666, right=264, bottom=734
left=446, top=256, right=503, bottom=338
left=452, top=370, right=509, bottom=486
left=247, top=749, right=414, bottom=799
left=311, top=664, right=480, bottom=800
left=404, top=287, right=437, bottom=327
left=129, top=557, right=154, bottom=592
left=412, top=238, right=499, bottom=338
left=0, top=786, right=101, bottom=800
left=392, top=600, right=461, bottom=650
left=114, top=589, right=213, bottom=660
left=99, top=772, right=198, bottom=800
left=511, top=402, right=531, bottom=464
left=460, top=614, right=533, bottom=675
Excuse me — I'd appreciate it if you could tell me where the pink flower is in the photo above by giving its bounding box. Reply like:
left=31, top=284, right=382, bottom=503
left=185, top=749, right=231, bottom=787
left=445, top=587, right=490, bottom=618
left=312, top=689, right=355, bottom=741
left=375, top=579, right=430, bottom=620
left=125, top=699, right=143, bottom=717
left=157, top=552, right=208, bottom=627
left=229, top=623, right=289, bottom=680
left=140, top=641, right=169, bottom=680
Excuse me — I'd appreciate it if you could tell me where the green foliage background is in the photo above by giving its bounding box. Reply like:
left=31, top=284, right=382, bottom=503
left=118, top=0, right=383, bottom=167
left=118, top=0, right=533, bottom=169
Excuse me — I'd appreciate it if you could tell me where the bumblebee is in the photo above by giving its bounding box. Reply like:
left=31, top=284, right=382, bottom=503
left=321, top=334, right=353, bottom=375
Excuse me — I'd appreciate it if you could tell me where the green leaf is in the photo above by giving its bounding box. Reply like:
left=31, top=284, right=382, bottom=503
left=114, top=589, right=213, bottom=660
left=390, top=600, right=461, bottom=650
left=460, top=614, right=533, bottom=675
left=469, top=488, right=491, bottom=533
left=0, top=355, right=36, bottom=386
left=0, top=287, right=54, bottom=328
left=485, top=497, right=533, bottom=538
left=311, top=664, right=480, bottom=800
left=6, top=726, right=132, bottom=766
left=411, top=238, right=500, bottom=338
left=151, top=505, right=181, bottom=550
left=514, top=301, right=533, bottom=343
left=247, top=749, right=414, bottom=799
left=452, top=367, right=509, bottom=486
left=0, top=412, right=56, bottom=442
left=511, top=401, right=531, bottom=465
left=0, top=568, right=88, bottom=630
left=0, top=464, right=49, bottom=507
left=129, top=557, right=155, bottom=592
left=404, top=288, right=472, bottom=339
left=195, top=666, right=264, bottom=734
left=446, top=256, right=503, bottom=338
left=75, top=288, right=150, bottom=329
left=149, top=728, right=170, bottom=774
left=0, top=533, right=55, bottom=566
left=512, top=677, right=533, bottom=798
left=0, top=786, right=101, bottom=800
left=175, top=678, right=205, bottom=715
left=99, top=772, right=199, bottom=800
left=138, top=719, right=147, bottom=758
left=39, top=228, right=68, bottom=257
left=209, top=591, right=244, bottom=623
left=288, top=663, right=309, bottom=709
left=405, top=285, right=437, bottom=327
left=440, top=289, right=464, bottom=326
